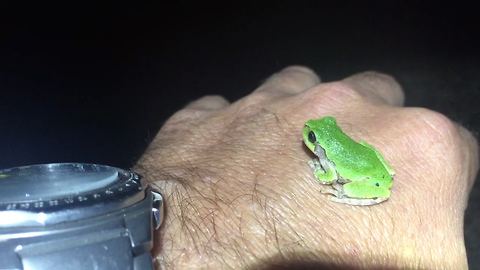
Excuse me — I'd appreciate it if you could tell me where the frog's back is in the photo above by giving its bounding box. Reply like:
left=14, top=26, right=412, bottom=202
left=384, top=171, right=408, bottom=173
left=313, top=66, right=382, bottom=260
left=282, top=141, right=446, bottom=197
left=313, top=117, right=391, bottom=181
left=336, top=143, right=391, bottom=181
left=322, top=128, right=389, bottom=178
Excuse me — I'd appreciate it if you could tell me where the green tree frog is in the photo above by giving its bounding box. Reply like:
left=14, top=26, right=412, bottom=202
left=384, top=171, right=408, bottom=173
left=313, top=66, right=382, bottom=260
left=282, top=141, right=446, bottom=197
left=302, top=116, right=395, bottom=206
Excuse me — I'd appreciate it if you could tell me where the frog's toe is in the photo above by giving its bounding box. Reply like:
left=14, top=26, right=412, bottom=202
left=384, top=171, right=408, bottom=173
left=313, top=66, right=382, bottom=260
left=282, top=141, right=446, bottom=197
left=321, top=187, right=340, bottom=196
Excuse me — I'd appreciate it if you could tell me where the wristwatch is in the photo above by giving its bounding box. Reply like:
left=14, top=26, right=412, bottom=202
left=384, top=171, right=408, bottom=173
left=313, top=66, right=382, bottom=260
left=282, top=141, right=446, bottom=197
left=0, top=163, right=164, bottom=270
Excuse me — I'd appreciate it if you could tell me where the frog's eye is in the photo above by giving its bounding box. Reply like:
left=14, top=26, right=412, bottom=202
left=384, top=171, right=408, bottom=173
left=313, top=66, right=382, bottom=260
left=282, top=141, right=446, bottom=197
left=308, top=131, right=316, bottom=143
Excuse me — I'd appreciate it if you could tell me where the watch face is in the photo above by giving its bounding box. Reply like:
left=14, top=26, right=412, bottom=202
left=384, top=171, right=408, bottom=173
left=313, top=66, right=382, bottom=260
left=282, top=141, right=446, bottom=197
left=0, top=163, right=120, bottom=202
left=0, top=163, right=148, bottom=226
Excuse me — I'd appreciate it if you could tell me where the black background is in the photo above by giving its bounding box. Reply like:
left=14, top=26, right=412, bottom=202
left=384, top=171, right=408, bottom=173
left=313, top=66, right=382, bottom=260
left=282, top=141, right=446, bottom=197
left=2, top=1, right=480, bottom=267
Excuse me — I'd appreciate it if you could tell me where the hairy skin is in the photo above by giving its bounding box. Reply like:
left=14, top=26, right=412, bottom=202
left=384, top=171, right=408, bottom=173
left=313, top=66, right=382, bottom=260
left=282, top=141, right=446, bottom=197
left=134, top=67, right=478, bottom=269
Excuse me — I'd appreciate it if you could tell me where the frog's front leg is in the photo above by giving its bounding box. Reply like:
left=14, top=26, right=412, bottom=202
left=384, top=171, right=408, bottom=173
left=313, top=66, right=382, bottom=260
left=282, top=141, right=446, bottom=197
left=320, top=183, right=344, bottom=197
left=308, top=158, right=337, bottom=184
left=309, top=143, right=338, bottom=184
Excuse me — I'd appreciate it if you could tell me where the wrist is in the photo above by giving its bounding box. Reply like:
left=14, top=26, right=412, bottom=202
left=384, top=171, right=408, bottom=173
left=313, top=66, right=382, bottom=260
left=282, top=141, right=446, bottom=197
left=135, top=159, right=295, bottom=268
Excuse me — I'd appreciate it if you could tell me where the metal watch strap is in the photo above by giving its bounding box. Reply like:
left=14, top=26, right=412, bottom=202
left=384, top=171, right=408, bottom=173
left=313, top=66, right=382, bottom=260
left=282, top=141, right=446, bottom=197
left=0, top=188, right=163, bottom=270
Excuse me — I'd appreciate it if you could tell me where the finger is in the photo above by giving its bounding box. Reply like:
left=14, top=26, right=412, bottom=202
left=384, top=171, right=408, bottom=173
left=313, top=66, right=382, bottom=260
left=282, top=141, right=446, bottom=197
left=256, top=65, right=321, bottom=96
left=184, top=95, right=230, bottom=111
left=157, top=95, right=230, bottom=138
left=457, top=125, right=479, bottom=191
left=343, top=71, right=405, bottom=106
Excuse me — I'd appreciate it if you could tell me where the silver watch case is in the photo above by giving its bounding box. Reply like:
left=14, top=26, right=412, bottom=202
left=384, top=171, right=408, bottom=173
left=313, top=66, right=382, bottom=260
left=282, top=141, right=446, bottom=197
left=0, top=163, right=164, bottom=270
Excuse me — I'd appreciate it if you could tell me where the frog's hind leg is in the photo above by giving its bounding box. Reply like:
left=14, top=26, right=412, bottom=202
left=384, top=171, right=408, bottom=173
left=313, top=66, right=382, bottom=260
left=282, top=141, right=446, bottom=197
left=328, top=196, right=388, bottom=206
left=321, top=183, right=388, bottom=206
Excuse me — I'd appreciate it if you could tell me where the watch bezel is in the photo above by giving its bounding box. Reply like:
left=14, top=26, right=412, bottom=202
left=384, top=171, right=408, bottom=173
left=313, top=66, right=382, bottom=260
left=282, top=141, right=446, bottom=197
left=0, top=163, right=148, bottom=227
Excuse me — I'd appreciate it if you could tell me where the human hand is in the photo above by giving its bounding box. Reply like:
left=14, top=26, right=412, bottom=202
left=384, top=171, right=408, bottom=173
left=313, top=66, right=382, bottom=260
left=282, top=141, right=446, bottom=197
left=135, top=66, right=478, bottom=269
